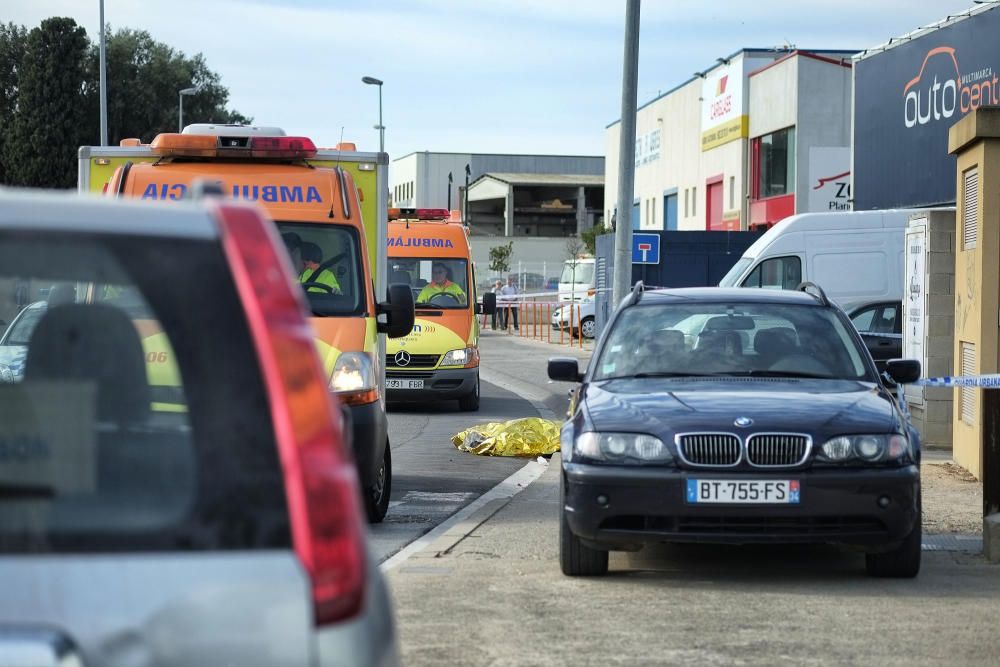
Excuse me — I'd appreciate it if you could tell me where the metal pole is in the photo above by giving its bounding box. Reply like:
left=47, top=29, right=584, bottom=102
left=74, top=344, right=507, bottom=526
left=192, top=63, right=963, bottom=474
left=99, top=0, right=107, bottom=146
left=448, top=172, right=453, bottom=210
left=613, top=0, right=641, bottom=306
left=178, top=92, right=183, bottom=133
left=377, top=83, right=384, bottom=155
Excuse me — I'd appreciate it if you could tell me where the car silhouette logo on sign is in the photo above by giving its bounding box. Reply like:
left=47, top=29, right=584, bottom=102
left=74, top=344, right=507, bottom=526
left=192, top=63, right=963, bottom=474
left=394, top=350, right=411, bottom=367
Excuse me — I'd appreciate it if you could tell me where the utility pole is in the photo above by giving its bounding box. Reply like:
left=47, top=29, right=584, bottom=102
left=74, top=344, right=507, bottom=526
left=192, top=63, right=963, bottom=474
left=613, top=0, right=641, bottom=306
left=99, top=0, right=107, bottom=146
left=448, top=172, right=453, bottom=210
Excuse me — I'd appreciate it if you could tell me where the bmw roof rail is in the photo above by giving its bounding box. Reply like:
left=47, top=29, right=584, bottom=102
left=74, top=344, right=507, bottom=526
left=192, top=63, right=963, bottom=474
left=796, top=281, right=830, bottom=306
left=626, top=280, right=645, bottom=306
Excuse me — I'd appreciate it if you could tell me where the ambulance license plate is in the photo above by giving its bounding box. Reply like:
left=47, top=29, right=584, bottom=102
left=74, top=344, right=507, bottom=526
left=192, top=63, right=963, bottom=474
left=686, top=479, right=800, bottom=504
left=387, top=379, right=424, bottom=390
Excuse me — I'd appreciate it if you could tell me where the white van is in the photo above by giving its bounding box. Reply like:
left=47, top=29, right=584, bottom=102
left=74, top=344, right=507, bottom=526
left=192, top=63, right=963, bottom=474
left=558, top=256, right=595, bottom=302
left=718, top=209, right=950, bottom=312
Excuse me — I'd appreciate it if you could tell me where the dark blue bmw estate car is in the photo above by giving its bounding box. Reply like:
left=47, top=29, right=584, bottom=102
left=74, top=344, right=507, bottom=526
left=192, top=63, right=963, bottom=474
left=548, top=284, right=923, bottom=578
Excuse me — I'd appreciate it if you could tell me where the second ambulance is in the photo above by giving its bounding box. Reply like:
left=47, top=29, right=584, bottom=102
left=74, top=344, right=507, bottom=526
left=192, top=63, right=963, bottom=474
left=384, top=209, right=495, bottom=411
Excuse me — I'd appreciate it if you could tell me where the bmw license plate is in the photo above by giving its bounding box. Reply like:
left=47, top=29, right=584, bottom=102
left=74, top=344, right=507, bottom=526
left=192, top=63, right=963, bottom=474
left=386, top=379, right=424, bottom=390
left=686, top=479, right=800, bottom=504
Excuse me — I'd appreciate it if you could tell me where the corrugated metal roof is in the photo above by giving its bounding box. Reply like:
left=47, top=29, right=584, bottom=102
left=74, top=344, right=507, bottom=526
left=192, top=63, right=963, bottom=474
left=477, top=173, right=604, bottom=187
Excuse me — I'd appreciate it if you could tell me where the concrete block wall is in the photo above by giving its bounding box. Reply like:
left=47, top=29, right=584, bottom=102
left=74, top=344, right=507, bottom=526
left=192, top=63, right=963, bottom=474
left=906, top=210, right=955, bottom=450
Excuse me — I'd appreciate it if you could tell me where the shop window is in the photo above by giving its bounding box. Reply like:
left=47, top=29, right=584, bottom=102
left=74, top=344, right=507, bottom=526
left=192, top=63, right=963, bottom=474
left=741, top=256, right=801, bottom=290
left=755, top=127, right=796, bottom=199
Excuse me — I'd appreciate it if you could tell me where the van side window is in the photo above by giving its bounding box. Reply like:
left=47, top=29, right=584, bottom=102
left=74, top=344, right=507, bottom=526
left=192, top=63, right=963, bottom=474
left=741, top=256, right=801, bottom=290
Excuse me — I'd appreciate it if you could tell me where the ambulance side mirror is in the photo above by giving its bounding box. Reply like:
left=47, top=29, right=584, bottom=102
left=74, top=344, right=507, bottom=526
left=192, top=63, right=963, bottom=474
left=378, top=283, right=415, bottom=338
left=477, top=291, right=496, bottom=315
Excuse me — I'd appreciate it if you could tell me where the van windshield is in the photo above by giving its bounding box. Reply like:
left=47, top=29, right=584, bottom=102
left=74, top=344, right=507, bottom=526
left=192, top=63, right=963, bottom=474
left=718, top=257, right=752, bottom=287
left=390, top=257, right=469, bottom=309
left=277, top=222, right=365, bottom=316
left=560, top=262, right=593, bottom=284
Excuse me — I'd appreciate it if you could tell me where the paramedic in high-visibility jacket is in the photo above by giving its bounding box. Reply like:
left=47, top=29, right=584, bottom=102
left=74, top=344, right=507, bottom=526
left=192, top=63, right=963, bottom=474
left=417, top=262, right=466, bottom=304
left=298, top=242, right=341, bottom=294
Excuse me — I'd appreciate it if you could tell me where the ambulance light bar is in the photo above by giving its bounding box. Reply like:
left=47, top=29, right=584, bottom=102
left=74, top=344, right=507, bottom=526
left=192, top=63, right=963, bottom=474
left=388, top=208, right=451, bottom=221
left=150, top=133, right=317, bottom=159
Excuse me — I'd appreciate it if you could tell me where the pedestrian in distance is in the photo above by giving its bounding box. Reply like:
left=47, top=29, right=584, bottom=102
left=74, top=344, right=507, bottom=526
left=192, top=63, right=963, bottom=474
left=490, top=279, right=503, bottom=329
left=499, top=276, right=519, bottom=331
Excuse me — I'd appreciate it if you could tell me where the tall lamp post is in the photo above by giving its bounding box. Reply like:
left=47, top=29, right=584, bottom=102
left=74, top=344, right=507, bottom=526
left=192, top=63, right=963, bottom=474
left=464, top=164, right=471, bottom=224
left=447, top=172, right=453, bottom=210
left=99, top=0, right=107, bottom=145
left=361, top=76, right=384, bottom=154
left=178, top=87, right=198, bottom=132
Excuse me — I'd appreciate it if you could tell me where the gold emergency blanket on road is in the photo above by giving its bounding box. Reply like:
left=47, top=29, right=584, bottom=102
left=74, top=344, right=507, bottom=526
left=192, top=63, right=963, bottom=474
left=452, top=418, right=561, bottom=457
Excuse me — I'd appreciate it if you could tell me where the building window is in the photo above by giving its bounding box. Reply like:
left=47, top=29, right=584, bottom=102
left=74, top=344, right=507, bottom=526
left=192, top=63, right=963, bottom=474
left=756, top=127, right=796, bottom=199
left=729, top=176, right=736, bottom=210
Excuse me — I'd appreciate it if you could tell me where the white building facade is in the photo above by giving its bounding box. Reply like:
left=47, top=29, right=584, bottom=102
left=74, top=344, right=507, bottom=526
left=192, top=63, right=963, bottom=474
left=605, top=48, right=855, bottom=232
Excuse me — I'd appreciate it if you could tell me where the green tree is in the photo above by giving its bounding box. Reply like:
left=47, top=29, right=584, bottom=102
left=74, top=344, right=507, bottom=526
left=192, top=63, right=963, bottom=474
left=0, top=23, right=28, bottom=184
left=489, top=241, right=513, bottom=276
left=3, top=17, right=89, bottom=188
left=580, top=225, right=605, bottom=256
left=86, top=27, right=250, bottom=144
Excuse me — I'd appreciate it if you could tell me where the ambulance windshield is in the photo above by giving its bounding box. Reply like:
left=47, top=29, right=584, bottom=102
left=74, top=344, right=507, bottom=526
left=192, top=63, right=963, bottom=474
left=277, top=222, right=365, bottom=316
left=389, top=257, right=469, bottom=309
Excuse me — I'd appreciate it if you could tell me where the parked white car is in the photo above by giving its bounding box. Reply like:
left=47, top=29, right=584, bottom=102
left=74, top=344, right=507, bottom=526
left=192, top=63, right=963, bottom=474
left=552, top=297, right=596, bottom=339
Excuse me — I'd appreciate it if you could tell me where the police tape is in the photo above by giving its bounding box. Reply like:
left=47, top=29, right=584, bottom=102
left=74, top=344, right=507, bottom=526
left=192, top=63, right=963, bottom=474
left=912, top=374, right=1000, bottom=388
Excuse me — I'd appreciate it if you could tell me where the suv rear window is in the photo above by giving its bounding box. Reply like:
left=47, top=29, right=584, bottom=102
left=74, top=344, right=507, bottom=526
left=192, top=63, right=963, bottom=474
left=0, top=232, right=290, bottom=553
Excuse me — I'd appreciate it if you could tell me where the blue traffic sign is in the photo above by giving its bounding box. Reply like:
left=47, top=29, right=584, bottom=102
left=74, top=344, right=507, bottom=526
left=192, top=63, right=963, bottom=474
left=631, top=233, right=660, bottom=264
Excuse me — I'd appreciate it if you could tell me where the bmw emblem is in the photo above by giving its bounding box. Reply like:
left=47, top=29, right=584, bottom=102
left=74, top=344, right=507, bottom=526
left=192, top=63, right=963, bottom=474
left=394, top=350, right=411, bottom=367
left=734, top=416, right=753, bottom=428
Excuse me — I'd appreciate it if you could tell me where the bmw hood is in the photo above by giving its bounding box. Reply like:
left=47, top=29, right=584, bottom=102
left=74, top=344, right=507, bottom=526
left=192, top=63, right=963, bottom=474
left=581, top=378, right=899, bottom=441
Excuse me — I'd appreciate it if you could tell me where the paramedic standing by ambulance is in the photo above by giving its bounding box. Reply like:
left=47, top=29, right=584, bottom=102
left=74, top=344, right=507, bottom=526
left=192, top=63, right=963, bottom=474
left=417, top=262, right=466, bottom=303
left=499, top=276, right=519, bottom=330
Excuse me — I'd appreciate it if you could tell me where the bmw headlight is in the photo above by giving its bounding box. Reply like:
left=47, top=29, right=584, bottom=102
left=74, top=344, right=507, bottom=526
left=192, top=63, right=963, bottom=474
left=818, top=434, right=911, bottom=463
left=574, top=432, right=673, bottom=465
left=330, top=352, right=375, bottom=393
left=441, top=347, right=477, bottom=367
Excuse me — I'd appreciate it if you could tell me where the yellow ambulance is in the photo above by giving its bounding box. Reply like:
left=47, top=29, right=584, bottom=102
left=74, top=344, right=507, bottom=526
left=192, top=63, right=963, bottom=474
left=384, top=209, right=495, bottom=411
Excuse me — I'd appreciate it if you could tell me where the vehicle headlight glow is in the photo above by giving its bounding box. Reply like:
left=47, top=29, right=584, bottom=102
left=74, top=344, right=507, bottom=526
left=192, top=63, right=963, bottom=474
left=818, top=434, right=910, bottom=464
left=573, top=431, right=672, bottom=465
left=441, top=347, right=476, bottom=366
left=330, top=352, right=375, bottom=393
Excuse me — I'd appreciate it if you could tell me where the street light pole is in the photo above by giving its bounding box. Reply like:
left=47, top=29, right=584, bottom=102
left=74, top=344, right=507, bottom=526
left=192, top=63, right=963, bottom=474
left=99, top=0, right=107, bottom=146
left=448, top=172, right=453, bottom=210
left=464, top=164, right=471, bottom=224
left=178, top=87, right=198, bottom=132
left=361, top=76, right=385, bottom=154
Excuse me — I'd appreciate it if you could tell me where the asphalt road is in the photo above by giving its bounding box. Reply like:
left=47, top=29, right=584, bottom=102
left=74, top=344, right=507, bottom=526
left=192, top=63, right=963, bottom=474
left=368, top=330, right=591, bottom=563
left=368, top=379, right=537, bottom=562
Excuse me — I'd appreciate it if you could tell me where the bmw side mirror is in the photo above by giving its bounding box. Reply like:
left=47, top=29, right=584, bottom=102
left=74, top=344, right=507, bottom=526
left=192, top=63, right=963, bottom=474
left=548, top=357, right=583, bottom=383
left=885, top=359, right=921, bottom=385
left=378, top=283, right=415, bottom=338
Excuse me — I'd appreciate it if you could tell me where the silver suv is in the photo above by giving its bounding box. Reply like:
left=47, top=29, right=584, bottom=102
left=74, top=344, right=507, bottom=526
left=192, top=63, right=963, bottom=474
left=0, top=191, right=397, bottom=666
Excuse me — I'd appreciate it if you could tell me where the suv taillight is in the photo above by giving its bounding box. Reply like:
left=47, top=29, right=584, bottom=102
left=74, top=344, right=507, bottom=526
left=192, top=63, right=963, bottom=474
left=214, top=202, right=366, bottom=625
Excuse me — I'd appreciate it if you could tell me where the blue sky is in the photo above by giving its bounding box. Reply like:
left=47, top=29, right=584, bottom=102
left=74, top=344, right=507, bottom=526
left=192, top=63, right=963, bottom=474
left=8, top=1, right=978, bottom=158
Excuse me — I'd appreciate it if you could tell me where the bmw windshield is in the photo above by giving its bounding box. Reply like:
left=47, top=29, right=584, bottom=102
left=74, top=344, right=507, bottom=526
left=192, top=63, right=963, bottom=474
left=594, top=302, right=870, bottom=381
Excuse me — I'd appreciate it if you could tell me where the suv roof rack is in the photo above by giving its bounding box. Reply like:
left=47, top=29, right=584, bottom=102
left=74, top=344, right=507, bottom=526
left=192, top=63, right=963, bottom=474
left=796, top=281, right=830, bottom=306
left=626, top=280, right=645, bottom=306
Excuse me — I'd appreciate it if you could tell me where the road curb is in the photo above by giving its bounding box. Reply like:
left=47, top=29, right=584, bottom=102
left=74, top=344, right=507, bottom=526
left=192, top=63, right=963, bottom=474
left=380, top=458, right=550, bottom=572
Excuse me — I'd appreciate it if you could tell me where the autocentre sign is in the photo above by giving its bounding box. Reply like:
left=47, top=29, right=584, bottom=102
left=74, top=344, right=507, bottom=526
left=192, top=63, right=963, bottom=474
left=854, top=6, right=1000, bottom=209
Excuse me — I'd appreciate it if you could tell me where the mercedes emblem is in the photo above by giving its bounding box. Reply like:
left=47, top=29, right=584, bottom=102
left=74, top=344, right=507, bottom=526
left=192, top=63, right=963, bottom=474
left=394, top=350, right=411, bottom=367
